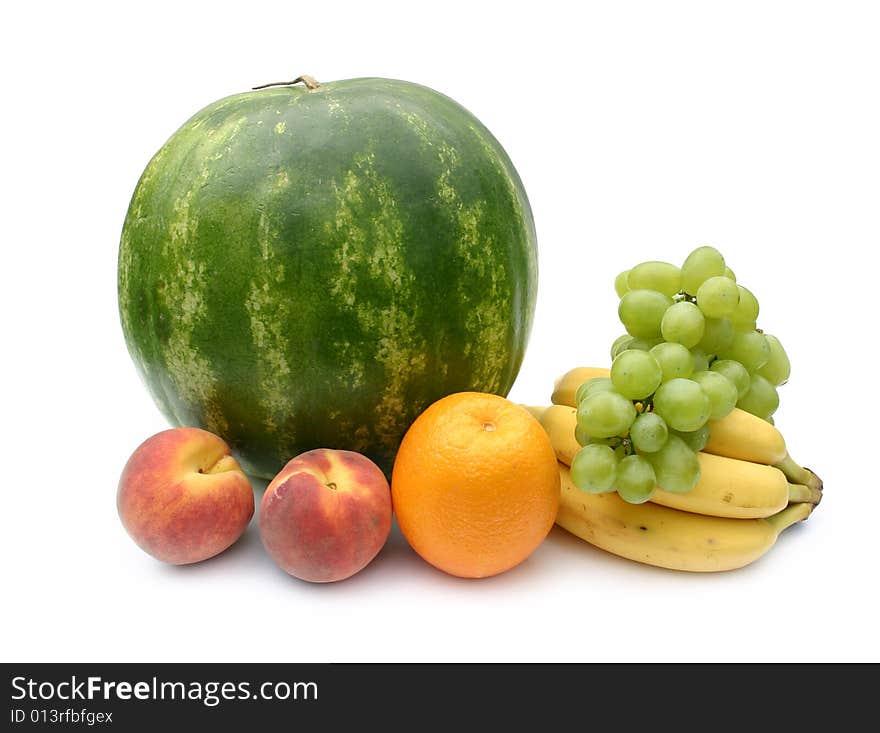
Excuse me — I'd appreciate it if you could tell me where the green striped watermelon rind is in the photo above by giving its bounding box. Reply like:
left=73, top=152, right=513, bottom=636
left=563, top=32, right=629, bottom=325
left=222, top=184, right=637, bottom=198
left=119, top=77, right=537, bottom=478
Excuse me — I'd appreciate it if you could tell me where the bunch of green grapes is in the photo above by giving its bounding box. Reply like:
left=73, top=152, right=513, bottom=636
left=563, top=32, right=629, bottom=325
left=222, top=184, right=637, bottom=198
left=571, top=245, right=791, bottom=504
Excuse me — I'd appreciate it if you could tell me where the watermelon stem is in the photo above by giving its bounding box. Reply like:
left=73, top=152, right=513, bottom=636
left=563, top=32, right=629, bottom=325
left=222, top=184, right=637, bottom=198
left=253, top=75, right=321, bottom=91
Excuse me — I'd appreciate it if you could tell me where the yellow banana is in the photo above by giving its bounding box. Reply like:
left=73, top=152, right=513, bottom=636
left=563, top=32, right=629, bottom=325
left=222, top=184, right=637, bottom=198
left=523, top=404, right=819, bottom=518
left=556, top=463, right=813, bottom=572
left=550, top=366, right=610, bottom=407
left=703, top=406, right=786, bottom=464
left=652, top=455, right=820, bottom=518
left=523, top=404, right=579, bottom=463
left=704, top=408, right=821, bottom=490
left=550, top=366, right=822, bottom=491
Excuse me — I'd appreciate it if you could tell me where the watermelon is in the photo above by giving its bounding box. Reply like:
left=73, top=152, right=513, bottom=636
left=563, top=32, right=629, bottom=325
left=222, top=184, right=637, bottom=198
left=118, top=76, right=537, bottom=478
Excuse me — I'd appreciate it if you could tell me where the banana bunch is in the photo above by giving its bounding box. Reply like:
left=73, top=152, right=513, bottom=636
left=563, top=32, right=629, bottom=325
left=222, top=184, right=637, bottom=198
left=525, top=366, right=823, bottom=572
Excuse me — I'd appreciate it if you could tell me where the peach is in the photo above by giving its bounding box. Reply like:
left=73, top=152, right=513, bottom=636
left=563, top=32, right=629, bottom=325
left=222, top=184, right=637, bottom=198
left=117, top=427, right=254, bottom=564
left=259, top=449, right=392, bottom=582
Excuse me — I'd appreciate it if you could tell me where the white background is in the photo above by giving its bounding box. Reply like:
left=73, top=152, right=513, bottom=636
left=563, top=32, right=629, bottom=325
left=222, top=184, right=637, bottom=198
left=2, top=0, right=878, bottom=662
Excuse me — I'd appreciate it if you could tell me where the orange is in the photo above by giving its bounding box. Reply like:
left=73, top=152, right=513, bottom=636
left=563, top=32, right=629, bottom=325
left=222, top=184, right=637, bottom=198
left=391, top=392, right=560, bottom=578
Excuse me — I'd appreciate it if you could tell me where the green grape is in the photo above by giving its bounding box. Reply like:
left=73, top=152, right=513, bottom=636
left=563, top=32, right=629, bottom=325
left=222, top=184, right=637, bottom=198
left=616, top=455, right=657, bottom=504
left=691, top=370, right=738, bottom=420
left=660, top=301, right=705, bottom=348
left=618, top=290, right=673, bottom=338
left=671, top=425, right=710, bottom=452
left=577, top=390, right=638, bottom=438
left=575, top=377, right=615, bottom=405
left=650, top=342, right=694, bottom=381
left=757, top=334, right=791, bottom=386
left=724, top=266, right=736, bottom=282
left=709, top=359, right=751, bottom=399
left=575, top=424, right=591, bottom=446
left=681, top=245, right=726, bottom=295
left=718, top=330, right=770, bottom=372
left=730, top=285, right=760, bottom=331
left=691, top=348, right=710, bottom=373
left=570, top=444, right=619, bottom=493
left=630, top=412, right=669, bottom=453
left=646, top=434, right=701, bottom=493
left=765, top=415, right=775, bottom=425
left=614, top=270, right=631, bottom=298
left=696, top=276, right=740, bottom=318
left=611, top=350, right=662, bottom=400
left=585, top=435, right=618, bottom=447
left=737, top=373, right=780, bottom=417
left=611, top=339, right=634, bottom=359
left=625, top=336, right=664, bottom=351
left=697, top=317, right=735, bottom=354
left=610, top=334, right=634, bottom=360
left=627, top=261, right=682, bottom=297
left=652, top=378, right=712, bottom=432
